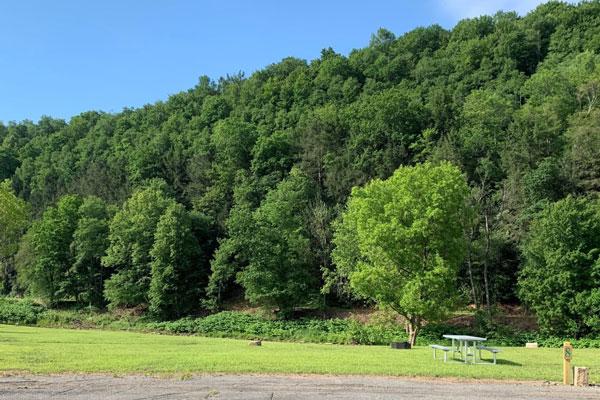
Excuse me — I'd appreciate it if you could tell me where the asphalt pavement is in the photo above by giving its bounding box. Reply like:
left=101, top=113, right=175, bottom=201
left=0, top=374, right=598, bottom=399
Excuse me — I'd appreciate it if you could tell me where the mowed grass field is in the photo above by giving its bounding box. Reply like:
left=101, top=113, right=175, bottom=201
left=0, top=325, right=598, bottom=382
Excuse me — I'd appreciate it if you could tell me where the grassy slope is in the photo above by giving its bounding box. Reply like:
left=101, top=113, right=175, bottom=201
left=1, top=325, right=598, bottom=382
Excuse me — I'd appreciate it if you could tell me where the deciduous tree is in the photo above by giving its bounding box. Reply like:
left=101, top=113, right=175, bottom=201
left=519, top=196, right=600, bottom=337
left=331, top=163, right=473, bottom=345
left=0, top=180, right=28, bottom=293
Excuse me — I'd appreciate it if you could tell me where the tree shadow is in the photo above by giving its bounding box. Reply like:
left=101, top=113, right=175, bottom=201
left=448, top=357, right=522, bottom=366
left=483, top=358, right=522, bottom=366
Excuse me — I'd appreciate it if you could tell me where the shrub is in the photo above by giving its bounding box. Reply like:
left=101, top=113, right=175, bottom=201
left=0, top=298, right=46, bottom=325
left=1, top=298, right=600, bottom=348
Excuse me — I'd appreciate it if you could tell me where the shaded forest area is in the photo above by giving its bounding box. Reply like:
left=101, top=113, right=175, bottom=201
left=1, top=1, right=600, bottom=337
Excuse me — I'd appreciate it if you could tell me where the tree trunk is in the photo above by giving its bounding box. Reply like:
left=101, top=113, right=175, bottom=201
left=466, top=229, right=479, bottom=309
left=408, top=320, right=420, bottom=347
left=483, top=213, right=492, bottom=318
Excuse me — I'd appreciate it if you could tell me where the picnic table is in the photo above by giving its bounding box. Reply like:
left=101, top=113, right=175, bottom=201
left=443, top=334, right=487, bottom=364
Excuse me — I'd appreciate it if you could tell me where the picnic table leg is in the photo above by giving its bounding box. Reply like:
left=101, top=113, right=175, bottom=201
left=467, top=341, right=470, bottom=363
left=433, top=347, right=436, bottom=359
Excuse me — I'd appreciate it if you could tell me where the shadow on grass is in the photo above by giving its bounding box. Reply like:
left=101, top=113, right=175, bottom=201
left=448, top=358, right=522, bottom=366
left=482, top=359, right=521, bottom=366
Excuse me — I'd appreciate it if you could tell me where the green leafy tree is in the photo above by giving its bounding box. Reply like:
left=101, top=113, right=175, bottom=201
left=70, top=196, right=116, bottom=307
left=236, top=169, right=318, bottom=318
left=519, top=196, right=600, bottom=337
left=29, top=194, right=82, bottom=304
left=565, top=110, right=600, bottom=194
left=5, top=1, right=600, bottom=322
left=14, top=229, right=35, bottom=295
left=102, top=182, right=174, bottom=308
left=0, top=148, right=20, bottom=181
left=369, top=28, right=396, bottom=47
left=0, top=180, right=28, bottom=293
left=331, top=163, right=473, bottom=345
left=196, top=118, right=257, bottom=229
left=344, top=87, right=426, bottom=181
left=204, top=202, right=254, bottom=311
left=447, top=89, right=514, bottom=315
left=149, top=203, right=204, bottom=318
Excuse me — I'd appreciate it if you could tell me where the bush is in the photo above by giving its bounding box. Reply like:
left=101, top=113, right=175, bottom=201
left=1, top=298, right=599, bottom=348
left=0, top=298, right=46, bottom=324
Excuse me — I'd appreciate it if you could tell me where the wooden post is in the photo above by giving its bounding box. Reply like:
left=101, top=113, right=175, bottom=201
left=563, top=342, right=573, bottom=385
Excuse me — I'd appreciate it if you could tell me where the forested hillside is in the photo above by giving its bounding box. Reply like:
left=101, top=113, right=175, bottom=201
left=2, top=2, right=600, bottom=336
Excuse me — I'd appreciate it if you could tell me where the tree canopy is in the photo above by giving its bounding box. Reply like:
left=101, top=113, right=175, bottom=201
left=2, top=2, right=600, bottom=335
left=331, top=162, right=473, bottom=344
left=519, top=196, right=600, bottom=337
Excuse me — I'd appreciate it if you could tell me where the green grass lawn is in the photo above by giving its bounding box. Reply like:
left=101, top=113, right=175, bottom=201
left=0, top=324, right=598, bottom=382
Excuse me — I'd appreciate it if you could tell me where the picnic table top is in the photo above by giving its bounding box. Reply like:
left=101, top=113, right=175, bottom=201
left=442, top=334, right=487, bottom=341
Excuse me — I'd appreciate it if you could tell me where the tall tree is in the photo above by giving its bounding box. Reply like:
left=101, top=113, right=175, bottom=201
left=519, top=196, right=600, bottom=337
left=70, top=196, right=116, bottom=307
left=149, top=203, right=205, bottom=318
left=565, top=110, right=600, bottom=195
left=0, top=180, right=28, bottom=293
left=29, top=194, right=82, bottom=304
left=102, top=181, right=174, bottom=308
left=236, top=169, right=318, bottom=318
left=331, top=163, right=473, bottom=345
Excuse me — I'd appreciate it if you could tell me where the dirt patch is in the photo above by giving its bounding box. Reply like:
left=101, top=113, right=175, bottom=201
left=494, top=315, right=538, bottom=332
left=209, top=300, right=540, bottom=332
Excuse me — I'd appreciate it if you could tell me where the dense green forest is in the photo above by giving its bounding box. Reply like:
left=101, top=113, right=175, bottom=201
left=1, top=1, right=600, bottom=339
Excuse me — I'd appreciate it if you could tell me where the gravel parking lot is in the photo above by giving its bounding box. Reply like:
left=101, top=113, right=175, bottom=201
left=0, top=374, right=598, bottom=400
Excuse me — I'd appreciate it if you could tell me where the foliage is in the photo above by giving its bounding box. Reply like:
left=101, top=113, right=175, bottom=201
left=0, top=2, right=600, bottom=328
left=519, top=196, right=600, bottom=337
left=0, top=297, right=46, bottom=325
left=0, top=180, right=28, bottom=293
left=102, top=182, right=175, bottom=308
left=331, top=163, right=474, bottom=345
left=28, top=195, right=82, bottom=305
left=565, top=109, right=600, bottom=194
left=70, top=196, right=115, bottom=307
left=149, top=203, right=205, bottom=318
left=2, top=297, right=600, bottom=350
left=236, top=169, right=318, bottom=317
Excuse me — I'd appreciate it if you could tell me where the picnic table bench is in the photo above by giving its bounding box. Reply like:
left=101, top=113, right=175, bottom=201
left=475, top=345, right=502, bottom=364
left=429, top=335, right=502, bottom=364
left=429, top=344, right=452, bottom=362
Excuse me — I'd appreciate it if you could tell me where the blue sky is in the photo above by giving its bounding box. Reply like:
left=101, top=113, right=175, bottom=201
left=0, top=0, right=561, bottom=123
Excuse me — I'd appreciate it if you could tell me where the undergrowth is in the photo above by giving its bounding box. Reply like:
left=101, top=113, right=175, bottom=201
left=1, top=297, right=598, bottom=348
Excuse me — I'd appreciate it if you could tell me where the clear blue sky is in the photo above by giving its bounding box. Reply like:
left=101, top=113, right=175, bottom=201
left=0, top=0, right=556, bottom=123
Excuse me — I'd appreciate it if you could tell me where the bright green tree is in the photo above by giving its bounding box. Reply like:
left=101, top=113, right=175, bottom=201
left=102, top=182, right=175, bottom=308
left=331, top=162, right=473, bottom=345
left=236, top=169, right=318, bottom=318
left=0, top=180, right=28, bottom=293
left=519, top=196, right=600, bottom=337
left=149, top=203, right=204, bottom=318
left=29, top=194, right=82, bottom=304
